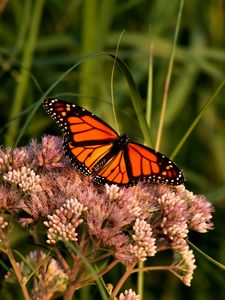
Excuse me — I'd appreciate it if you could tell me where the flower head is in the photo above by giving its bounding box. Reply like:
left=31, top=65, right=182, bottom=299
left=0, top=148, right=11, bottom=172
left=44, top=198, right=87, bottom=244
left=0, top=186, right=21, bottom=209
left=119, top=289, right=140, bottom=300
left=3, top=166, right=42, bottom=193
left=0, top=147, right=30, bottom=172
left=176, top=185, right=214, bottom=232
left=129, top=218, right=156, bottom=261
left=158, top=190, right=189, bottom=241
left=105, top=183, right=124, bottom=201
left=29, top=135, right=66, bottom=170
left=172, top=243, right=196, bottom=286
left=0, top=216, right=8, bottom=229
left=0, top=216, right=8, bottom=242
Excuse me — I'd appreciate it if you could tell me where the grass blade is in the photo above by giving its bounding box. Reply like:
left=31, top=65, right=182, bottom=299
left=155, top=0, right=184, bottom=151
left=171, top=79, right=225, bottom=159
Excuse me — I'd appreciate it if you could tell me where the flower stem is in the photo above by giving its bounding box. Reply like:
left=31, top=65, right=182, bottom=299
left=131, top=265, right=172, bottom=274
left=63, top=284, right=76, bottom=300
left=54, top=246, right=70, bottom=272
left=6, top=247, right=31, bottom=300
left=137, top=261, right=144, bottom=300
left=110, top=264, right=136, bottom=299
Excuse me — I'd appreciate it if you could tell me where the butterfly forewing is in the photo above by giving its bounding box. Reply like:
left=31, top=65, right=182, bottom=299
left=43, top=98, right=118, bottom=144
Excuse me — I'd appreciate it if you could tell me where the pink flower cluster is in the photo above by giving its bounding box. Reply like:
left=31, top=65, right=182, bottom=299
left=44, top=197, right=87, bottom=243
left=0, top=135, right=214, bottom=288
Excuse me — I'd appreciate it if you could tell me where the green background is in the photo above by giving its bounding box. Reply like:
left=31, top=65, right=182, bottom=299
left=0, top=0, right=224, bottom=299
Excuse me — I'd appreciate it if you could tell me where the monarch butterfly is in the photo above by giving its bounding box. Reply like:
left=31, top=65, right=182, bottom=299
left=43, top=98, right=184, bottom=187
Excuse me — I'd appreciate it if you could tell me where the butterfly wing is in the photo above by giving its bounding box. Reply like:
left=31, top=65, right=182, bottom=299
left=94, top=149, right=130, bottom=185
left=43, top=98, right=118, bottom=174
left=125, top=142, right=184, bottom=185
left=94, top=142, right=184, bottom=186
left=63, top=139, right=115, bottom=175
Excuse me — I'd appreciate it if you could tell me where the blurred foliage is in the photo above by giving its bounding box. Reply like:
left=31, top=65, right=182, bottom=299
left=0, top=0, right=224, bottom=299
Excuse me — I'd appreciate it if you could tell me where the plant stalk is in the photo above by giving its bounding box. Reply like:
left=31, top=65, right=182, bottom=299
left=5, top=0, right=45, bottom=146
left=6, top=247, right=31, bottom=300
left=155, top=0, right=184, bottom=151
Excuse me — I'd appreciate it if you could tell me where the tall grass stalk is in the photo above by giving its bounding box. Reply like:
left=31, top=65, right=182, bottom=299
left=5, top=0, right=45, bottom=146
left=80, top=0, right=115, bottom=108
left=80, top=0, right=98, bottom=108
left=3, top=0, right=31, bottom=71
left=155, top=0, right=184, bottom=151
left=110, top=30, right=125, bottom=135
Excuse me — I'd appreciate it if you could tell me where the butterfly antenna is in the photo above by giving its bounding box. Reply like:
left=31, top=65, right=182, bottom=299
left=111, top=29, right=125, bottom=135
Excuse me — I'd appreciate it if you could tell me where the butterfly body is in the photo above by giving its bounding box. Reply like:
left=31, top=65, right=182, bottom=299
left=43, top=98, right=184, bottom=187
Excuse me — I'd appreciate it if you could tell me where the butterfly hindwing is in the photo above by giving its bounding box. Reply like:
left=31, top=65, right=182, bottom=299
left=93, top=142, right=183, bottom=186
left=125, top=142, right=183, bottom=185
left=63, top=139, right=114, bottom=175
left=94, top=149, right=130, bottom=185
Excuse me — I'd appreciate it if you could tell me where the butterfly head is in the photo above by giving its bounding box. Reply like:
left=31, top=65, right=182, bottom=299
left=118, top=134, right=130, bottom=147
